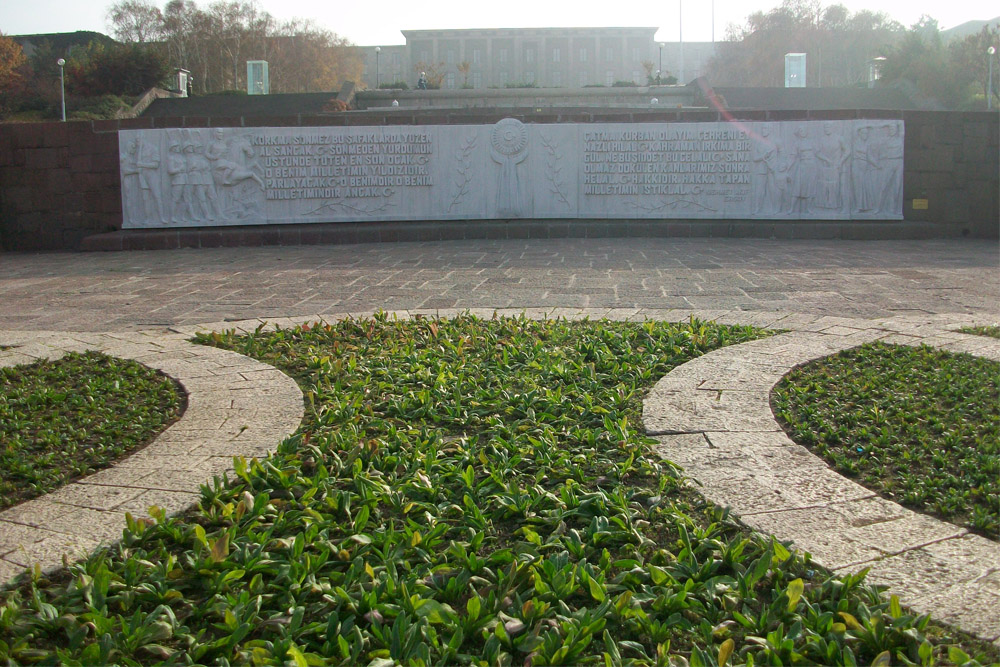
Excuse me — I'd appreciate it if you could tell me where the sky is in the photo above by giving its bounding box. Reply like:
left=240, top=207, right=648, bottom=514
left=0, top=0, right=994, bottom=45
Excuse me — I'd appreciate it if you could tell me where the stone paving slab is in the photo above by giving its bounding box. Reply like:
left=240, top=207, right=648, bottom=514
left=643, top=313, right=1000, bottom=646
left=0, top=331, right=304, bottom=581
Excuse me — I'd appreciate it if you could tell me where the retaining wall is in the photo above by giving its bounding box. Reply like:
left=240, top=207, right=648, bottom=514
left=0, top=109, right=996, bottom=251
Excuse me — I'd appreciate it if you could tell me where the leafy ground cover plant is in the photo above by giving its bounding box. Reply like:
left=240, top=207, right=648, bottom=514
left=773, top=342, right=999, bottom=539
left=0, top=351, right=185, bottom=510
left=1, top=316, right=996, bottom=666
left=958, top=325, right=1000, bottom=340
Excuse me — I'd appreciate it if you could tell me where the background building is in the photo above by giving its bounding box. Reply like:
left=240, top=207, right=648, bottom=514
left=359, top=27, right=717, bottom=89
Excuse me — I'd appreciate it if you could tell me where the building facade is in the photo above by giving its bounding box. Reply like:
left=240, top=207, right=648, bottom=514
left=359, top=27, right=717, bottom=90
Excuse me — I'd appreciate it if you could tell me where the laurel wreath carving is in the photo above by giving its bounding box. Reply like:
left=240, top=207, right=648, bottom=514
left=540, top=133, right=571, bottom=209
left=448, top=134, right=478, bottom=213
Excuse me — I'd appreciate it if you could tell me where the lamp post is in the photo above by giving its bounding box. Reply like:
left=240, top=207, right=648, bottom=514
left=56, top=58, right=66, bottom=122
left=375, top=46, right=381, bottom=89
left=657, top=42, right=664, bottom=84
left=678, top=0, right=685, bottom=85
left=989, top=46, right=996, bottom=111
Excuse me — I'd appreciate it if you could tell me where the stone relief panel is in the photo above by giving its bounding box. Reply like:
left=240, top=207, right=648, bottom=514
left=120, top=120, right=904, bottom=228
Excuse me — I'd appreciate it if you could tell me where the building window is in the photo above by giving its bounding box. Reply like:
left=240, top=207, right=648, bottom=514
left=578, top=70, right=587, bottom=86
left=392, top=53, right=400, bottom=66
left=500, top=70, right=508, bottom=84
left=606, top=70, right=614, bottom=86
left=446, top=72, right=455, bottom=89
left=526, top=71, right=535, bottom=84
left=526, top=48, right=535, bottom=63
left=447, top=49, right=455, bottom=64
left=579, top=48, right=587, bottom=62
left=420, top=50, right=429, bottom=63
left=632, top=47, right=640, bottom=62
left=499, top=48, right=508, bottom=63
left=605, top=47, right=614, bottom=62
left=473, top=49, right=482, bottom=64
left=552, top=47, right=560, bottom=62
left=472, top=72, right=482, bottom=88
left=553, top=70, right=562, bottom=86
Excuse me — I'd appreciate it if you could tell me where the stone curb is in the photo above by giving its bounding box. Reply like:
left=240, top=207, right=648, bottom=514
left=0, top=331, right=304, bottom=586
left=642, top=314, right=1000, bottom=646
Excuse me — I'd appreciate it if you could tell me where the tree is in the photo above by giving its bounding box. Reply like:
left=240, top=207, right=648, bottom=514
left=414, top=61, right=446, bottom=89
left=706, top=0, right=902, bottom=87
left=948, top=23, right=1000, bottom=109
left=269, top=19, right=361, bottom=93
left=106, top=0, right=164, bottom=44
left=0, top=33, right=27, bottom=115
left=456, top=61, right=471, bottom=88
left=0, top=33, right=26, bottom=91
left=66, top=42, right=170, bottom=96
left=877, top=16, right=968, bottom=107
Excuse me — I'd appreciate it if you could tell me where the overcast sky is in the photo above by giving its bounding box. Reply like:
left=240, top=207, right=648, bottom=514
left=1, top=0, right=993, bottom=45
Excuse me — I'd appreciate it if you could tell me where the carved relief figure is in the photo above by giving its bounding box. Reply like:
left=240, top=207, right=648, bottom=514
left=120, top=138, right=142, bottom=223
left=490, top=118, right=529, bottom=218
left=751, top=124, right=782, bottom=215
left=166, top=140, right=192, bottom=223
left=852, top=126, right=878, bottom=213
left=136, top=138, right=165, bottom=223
left=206, top=129, right=265, bottom=219
left=816, top=121, right=848, bottom=210
left=878, top=123, right=903, bottom=215
left=787, top=126, right=818, bottom=216
left=185, top=137, right=222, bottom=221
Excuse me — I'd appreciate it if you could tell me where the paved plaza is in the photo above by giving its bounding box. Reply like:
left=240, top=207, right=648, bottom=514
left=1, top=237, right=998, bottom=644
left=1, top=238, right=997, bottom=331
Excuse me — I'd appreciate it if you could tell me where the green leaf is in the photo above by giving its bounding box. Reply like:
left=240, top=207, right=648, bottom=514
left=785, top=578, right=804, bottom=611
left=948, top=647, right=971, bottom=665
left=889, top=594, right=902, bottom=619
left=587, top=574, right=606, bottom=602
left=871, top=650, right=891, bottom=667
left=718, top=638, right=735, bottom=667
left=286, top=645, right=309, bottom=667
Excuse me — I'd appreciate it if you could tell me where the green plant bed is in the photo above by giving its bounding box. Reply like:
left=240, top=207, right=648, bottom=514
left=959, top=325, right=1000, bottom=340
left=0, top=351, right=185, bottom=510
left=773, top=342, right=999, bottom=539
left=1, top=318, right=996, bottom=666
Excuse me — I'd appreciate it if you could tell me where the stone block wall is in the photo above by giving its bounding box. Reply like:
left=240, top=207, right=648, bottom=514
left=0, top=109, right=996, bottom=251
left=0, top=119, right=129, bottom=251
left=901, top=111, right=999, bottom=238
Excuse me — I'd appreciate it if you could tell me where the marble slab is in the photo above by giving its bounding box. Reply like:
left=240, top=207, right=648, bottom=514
left=120, top=119, right=904, bottom=228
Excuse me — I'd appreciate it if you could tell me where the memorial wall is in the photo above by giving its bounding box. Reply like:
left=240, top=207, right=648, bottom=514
left=119, top=119, right=904, bottom=229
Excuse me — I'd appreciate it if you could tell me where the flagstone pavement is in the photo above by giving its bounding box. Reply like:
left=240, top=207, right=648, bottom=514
left=1, top=238, right=998, bottom=644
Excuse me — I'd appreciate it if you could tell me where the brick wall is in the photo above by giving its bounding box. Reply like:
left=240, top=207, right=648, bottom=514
left=1, top=110, right=996, bottom=251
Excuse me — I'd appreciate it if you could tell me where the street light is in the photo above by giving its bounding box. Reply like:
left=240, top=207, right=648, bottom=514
left=989, top=46, right=996, bottom=111
left=678, top=0, right=684, bottom=85
left=56, top=58, right=66, bottom=122
left=657, top=42, right=664, bottom=85
left=375, top=46, right=381, bottom=90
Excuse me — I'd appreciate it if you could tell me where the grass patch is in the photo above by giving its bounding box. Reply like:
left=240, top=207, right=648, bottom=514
left=959, top=325, right=1000, bottom=340
left=0, top=351, right=185, bottom=510
left=1, top=316, right=996, bottom=666
left=773, top=342, right=999, bottom=539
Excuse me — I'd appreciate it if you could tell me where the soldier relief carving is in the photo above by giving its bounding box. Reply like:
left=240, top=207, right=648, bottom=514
left=749, top=120, right=903, bottom=218
left=120, top=120, right=903, bottom=228
left=122, top=129, right=264, bottom=226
